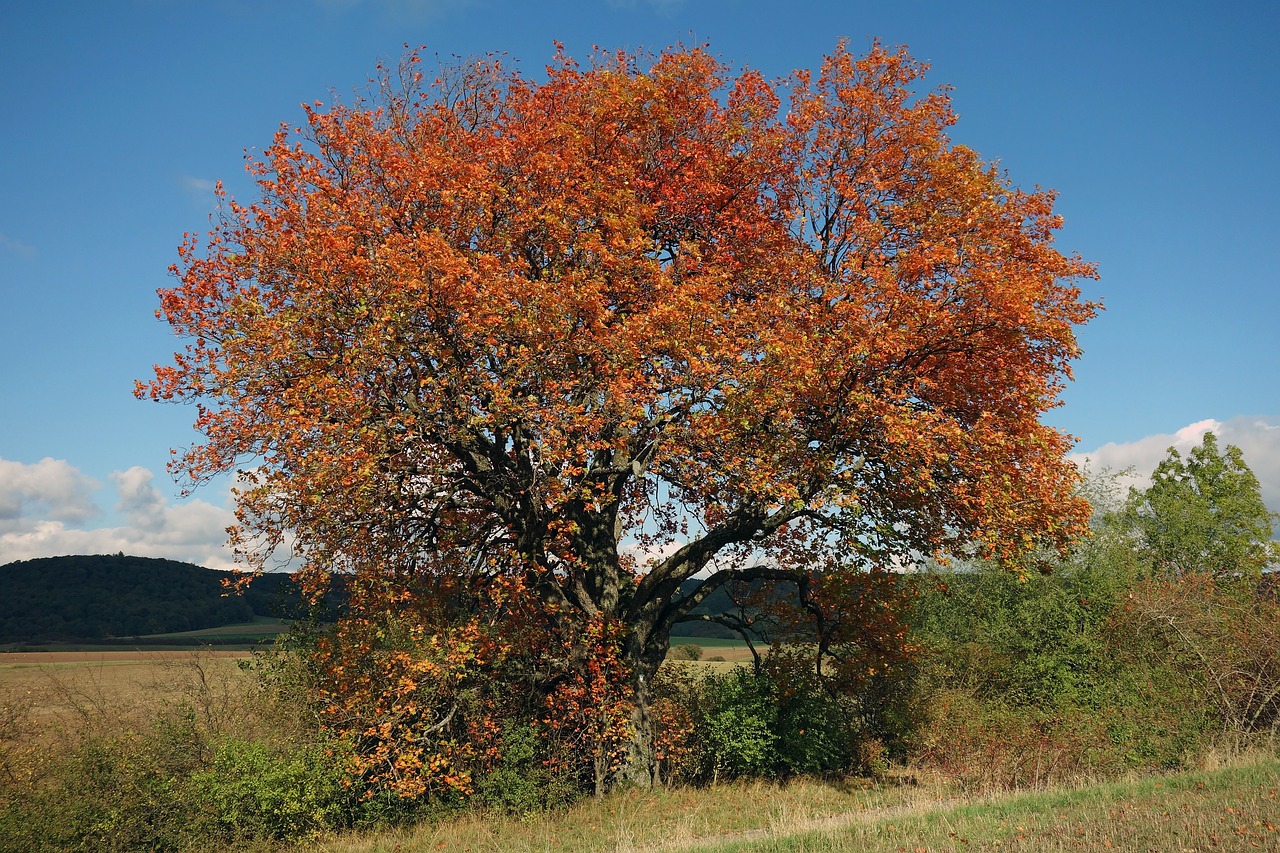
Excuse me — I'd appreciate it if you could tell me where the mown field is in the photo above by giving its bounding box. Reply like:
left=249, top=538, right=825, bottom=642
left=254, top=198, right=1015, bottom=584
left=3, top=648, right=1277, bottom=852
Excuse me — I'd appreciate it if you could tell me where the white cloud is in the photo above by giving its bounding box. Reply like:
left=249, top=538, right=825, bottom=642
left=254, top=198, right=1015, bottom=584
left=177, top=175, right=220, bottom=206
left=179, top=175, right=216, bottom=193
left=620, top=537, right=684, bottom=572
left=112, top=466, right=167, bottom=532
left=0, top=458, right=241, bottom=570
left=1071, top=416, right=1280, bottom=513
left=0, top=232, right=36, bottom=257
left=0, top=457, right=102, bottom=526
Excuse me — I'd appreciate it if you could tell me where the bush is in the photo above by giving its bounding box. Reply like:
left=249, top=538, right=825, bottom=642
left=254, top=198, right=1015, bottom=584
left=0, top=724, right=199, bottom=853
left=1117, top=574, right=1280, bottom=737
left=0, top=651, right=362, bottom=852
left=185, top=738, right=348, bottom=842
left=913, top=569, right=1109, bottom=709
left=670, top=644, right=704, bottom=661
left=473, top=722, right=579, bottom=814
left=911, top=690, right=1111, bottom=790
left=701, top=670, right=779, bottom=778
left=908, top=543, right=1238, bottom=785
left=652, top=657, right=894, bottom=785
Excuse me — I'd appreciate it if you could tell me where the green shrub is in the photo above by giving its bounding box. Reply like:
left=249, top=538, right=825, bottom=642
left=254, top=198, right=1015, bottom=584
left=704, top=691, right=777, bottom=777
left=671, top=644, right=704, bottom=661
left=185, top=738, right=348, bottom=842
left=0, top=729, right=193, bottom=853
left=653, top=661, right=886, bottom=784
left=0, top=650, right=366, bottom=853
left=474, top=722, right=579, bottom=814
left=913, top=569, right=1110, bottom=710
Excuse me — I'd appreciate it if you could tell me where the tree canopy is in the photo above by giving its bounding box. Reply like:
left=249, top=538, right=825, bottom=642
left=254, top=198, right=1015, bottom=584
left=1122, top=431, right=1279, bottom=579
left=139, top=41, right=1097, bottom=785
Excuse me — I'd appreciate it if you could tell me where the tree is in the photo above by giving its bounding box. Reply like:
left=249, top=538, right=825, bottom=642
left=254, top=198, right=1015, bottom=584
left=139, top=42, right=1097, bottom=788
left=1122, top=432, right=1279, bottom=579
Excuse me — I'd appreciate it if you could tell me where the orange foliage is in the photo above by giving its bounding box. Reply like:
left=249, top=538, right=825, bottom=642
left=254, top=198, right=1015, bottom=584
left=140, top=40, right=1097, bottom=788
left=310, top=574, right=631, bottom=799
left=537, top=616, right=633, bottom=794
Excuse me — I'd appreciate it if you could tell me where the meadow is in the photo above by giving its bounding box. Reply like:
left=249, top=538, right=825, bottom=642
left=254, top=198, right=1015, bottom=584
left=312, top=756, right=1280, bottom=852
left=3, top=646, right=1277, bottom=852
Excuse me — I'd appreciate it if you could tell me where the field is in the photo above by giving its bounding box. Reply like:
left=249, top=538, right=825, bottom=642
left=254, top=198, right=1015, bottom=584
left=1, top=617, right=292, bottom=652
left=668, top=636, right=758, bottom=666
left=3, top=648, right=1278, bottom=852
left=0, top=650, right=252, bottom=748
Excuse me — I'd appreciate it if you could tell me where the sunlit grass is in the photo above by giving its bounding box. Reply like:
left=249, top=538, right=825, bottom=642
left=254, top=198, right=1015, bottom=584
left=4, top=651, right=1277, bottom=853
left=308, top=775, right=921, bottom=853
left=687, top=755, right=1280, bottom=852
left=138, top=616, right=291, bottom=639
left=299, top=756, right=1280, bottom=853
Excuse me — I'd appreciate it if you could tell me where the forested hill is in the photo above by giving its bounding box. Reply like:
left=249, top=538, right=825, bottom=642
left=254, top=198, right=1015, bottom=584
left=0, top=552, right=748, bottom=644
left=0, top=554, right=323, bottom=643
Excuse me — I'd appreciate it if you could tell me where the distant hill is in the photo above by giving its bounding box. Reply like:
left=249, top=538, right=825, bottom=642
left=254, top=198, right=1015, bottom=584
left=670, top=578, right=768, bottom=640
left=0, top=554, right=331, bottom=644
left=0, top=553, right=753, bottom=645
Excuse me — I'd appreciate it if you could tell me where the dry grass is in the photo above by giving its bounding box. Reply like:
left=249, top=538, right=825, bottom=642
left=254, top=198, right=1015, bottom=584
left=4, top=650, right=1278, bottom=853
left=306, top=775, right=936, bottom=853
left=0, top=650, right=256, bottom=753
left=296, top=756, right=1280, bottom=853
left=680, top=754, right=1280, bottom=852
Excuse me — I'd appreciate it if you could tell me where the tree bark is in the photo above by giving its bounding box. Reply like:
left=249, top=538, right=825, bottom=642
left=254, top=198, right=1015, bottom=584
left=618, top=623, right=672, bottom=788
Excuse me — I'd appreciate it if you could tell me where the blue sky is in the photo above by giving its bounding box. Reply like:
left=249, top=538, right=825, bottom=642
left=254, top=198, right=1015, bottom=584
left=2, top=0, right=1277, bottom=568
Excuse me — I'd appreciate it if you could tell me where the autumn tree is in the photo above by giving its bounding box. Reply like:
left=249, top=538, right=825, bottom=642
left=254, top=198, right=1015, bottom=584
left=140, top=42, right=1097, bottom=787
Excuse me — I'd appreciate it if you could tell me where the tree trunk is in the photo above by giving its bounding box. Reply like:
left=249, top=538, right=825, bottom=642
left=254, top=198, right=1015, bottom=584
left=623, top=666, right=656, bottom=787
left=619, top=624, right=669, bottom=788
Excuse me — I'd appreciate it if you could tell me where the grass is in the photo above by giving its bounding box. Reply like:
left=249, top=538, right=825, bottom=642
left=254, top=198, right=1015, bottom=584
left=668, top=638, right=753, bottom=650
left=0, top=650, right=253, bottom=744
left=305, top=756, right=1280, bottom=853
left=6, top=628, right=736, bottom=656
left=307, top=774, right=915, bottom=853
left=689, top=756, right=1280, bottom=851
left=4, top=649, right=1278, bottom=853
left=666, top=638, right=757, bottom=666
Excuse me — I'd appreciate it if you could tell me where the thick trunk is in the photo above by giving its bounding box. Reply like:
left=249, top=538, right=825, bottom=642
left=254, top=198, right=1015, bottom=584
left=623, top=668, right=657, bottom=787
left=619, top=624, right=670, bottom=788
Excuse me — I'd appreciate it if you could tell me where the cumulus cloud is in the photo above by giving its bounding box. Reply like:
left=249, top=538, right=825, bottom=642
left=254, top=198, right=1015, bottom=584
left=0, top=459, right=241, bottom=570
left=1071, top=416, right=1280, bottom=513
left=0, top=457, right=102, bottom=526
left=112, top=466, right=168, bottom=531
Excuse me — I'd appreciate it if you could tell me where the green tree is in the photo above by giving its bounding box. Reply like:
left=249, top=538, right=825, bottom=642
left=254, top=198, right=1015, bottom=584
left=1122, top=432, right=1278, bottom=580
